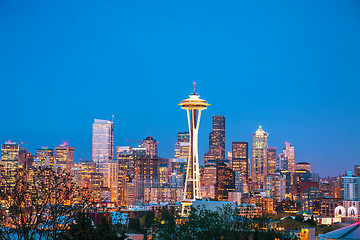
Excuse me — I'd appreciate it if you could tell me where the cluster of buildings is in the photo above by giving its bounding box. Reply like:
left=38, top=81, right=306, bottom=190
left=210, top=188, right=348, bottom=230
left=1, top=89, right=359, bottom=224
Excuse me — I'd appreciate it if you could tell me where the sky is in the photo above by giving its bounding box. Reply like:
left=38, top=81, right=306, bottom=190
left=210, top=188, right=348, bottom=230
left=0, top=0, right=359, bottom=177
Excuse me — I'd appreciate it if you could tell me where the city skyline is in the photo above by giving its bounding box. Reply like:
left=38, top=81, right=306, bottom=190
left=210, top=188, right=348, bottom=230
left=1, top=0, right=360, bottom=177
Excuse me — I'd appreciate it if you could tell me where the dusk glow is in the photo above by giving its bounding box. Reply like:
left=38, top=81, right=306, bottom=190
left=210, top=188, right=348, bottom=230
left=0, top=1, right=359, bottom=238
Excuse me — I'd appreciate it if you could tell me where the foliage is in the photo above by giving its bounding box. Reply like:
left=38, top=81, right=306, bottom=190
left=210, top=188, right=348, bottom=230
left=145, top=211, right=155, bottom=229
left=60, top=212, right=96, bottom=240
left=153, top=204, right=293, bottom=240
left=128, top=218, right=141, bottom=232
left=61, top=212, right=127, bottom=240
left=0, top=166, right=88, bottom=240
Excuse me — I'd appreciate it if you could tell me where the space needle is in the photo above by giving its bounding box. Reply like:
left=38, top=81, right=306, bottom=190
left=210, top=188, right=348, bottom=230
left=179, top=82, right=209, bottom=215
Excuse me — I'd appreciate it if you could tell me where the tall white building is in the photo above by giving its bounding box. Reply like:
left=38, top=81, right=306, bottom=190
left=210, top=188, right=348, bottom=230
left=92, top=119, right=114, bottom=188
left=283, top=142, right=295, bottom=173
left=251, top=126, right=268, bottom=191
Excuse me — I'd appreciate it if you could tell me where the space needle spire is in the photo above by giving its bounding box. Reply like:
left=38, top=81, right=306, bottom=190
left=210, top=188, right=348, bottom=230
left=179, top=83, right=210, bottom=215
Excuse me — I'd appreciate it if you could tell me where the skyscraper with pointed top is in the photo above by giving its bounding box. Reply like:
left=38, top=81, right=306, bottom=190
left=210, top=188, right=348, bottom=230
left=179, top=83, right=209, bottom=214
left=251, top=126, right=268, bottom=191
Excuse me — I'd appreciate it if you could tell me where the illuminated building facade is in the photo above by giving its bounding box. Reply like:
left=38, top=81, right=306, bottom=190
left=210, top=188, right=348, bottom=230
left=134, top=157, right=161, bottom=202
left=144, top=187, right=184, bottom=203
left=36, top=147, right=55, bottom=168
left=265, top=172, right=286, bottom=202
left=230, top=142, right=249, bottom=180
left=267, top=147, right=276, bottom=174
left=0, top=141, right=20, bottom=186
left=296, top=162, right=311, bottom=172
left=179, top=87, right=209, bottom=213
left=251, top=126, right=268, bottom=191
left=341, top=171, right=360, bottom=201
left=215, top=160, right=235, bottom=201
left=90, top=172, right=103, bottom=202
left=1, top=141, right=19, bottom=160
left=159, top=164, right=168, bottom=186
left=175, top=132, right=190, bottom=160
left=276, top=152, right=288, bottom=171
left=283, top=142, right=295, bottom=173
left=116, top=149, right=134, bottom=177
left=141, top=136, right=158, bottom=158
left=92, top=119, right=114, bottom=188
left=201, top=164, right=217, bottom=186
left=204, top=115, right=225, bottom=164
left=55, top=144, right=75, bottom=172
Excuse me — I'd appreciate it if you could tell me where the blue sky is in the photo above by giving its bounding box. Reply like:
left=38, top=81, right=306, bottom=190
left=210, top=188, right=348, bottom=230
left=0, top=0, right=359, bottom=177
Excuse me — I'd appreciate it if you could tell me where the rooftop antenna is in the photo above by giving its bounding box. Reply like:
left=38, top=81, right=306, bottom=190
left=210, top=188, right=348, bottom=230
left=112, top=115, right=114, bottom=122
left=193, top=81, right=196, bottom=93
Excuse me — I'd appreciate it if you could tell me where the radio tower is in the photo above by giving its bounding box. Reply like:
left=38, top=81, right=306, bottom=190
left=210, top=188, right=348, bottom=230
left=179, top=82, right=209, bottom=215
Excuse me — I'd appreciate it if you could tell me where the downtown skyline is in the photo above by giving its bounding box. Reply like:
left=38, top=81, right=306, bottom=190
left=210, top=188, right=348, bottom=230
left=1, top=0, right=360, bottom=177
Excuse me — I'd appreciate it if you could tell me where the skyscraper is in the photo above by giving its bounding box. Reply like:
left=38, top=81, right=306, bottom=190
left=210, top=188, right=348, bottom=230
left=92, top=119, right=114, bottom=188
left=231, top=142, right=249, bottom=180
left=215, top=160, right=235, bottom=201
left=174, top=132, right=190, bottom=159
left=55, top=144, right=75, bottom=172
left=1, top=141, right=19, bottom=186
left=267, top=147, right=277, bottom=174
left=204, top=115, right=225, bottom=164
left=141, top=136, right=158, bottom=158
left=135, top=157, right=161, bottom=203
left=179, top=86, right=209, bottom=214
left=1, top=141, right=19, bottom=160
left=36, top=147, right=55, bottom=168
left=283, top=142, right=295, bottom=173
left=251, top=126, right=268, bottom=191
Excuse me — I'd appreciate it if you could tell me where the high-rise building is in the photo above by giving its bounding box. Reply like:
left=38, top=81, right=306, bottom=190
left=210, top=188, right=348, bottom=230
left=0, top=141, right=20, bottom=186
left=79, top=160, right=96, bottom=190
left=142, top=136, right=158, bottom=158
left=36, top=147, right=55, bottom=168
left=201, top=164, right=217, bottom=186
left=265, top=172, right=286, bottom=202
left=276, top=153, right=288, bottom=171
left=1, top=141, right=19, bottom=160
left=341, top=171, right=360, bottom=201
left=230, top=142, right=249, bottom=180
left=267, top=147, right=277, bottom=174
left=296, top=162, right=311, bottom=172
left=92, top=119, right=114, bottom=188
left=55, top=144, right=75, bottom=172
left=175, top=132, right=190, bottom=159
left=215, top=160, right=235, bottom=201
left=134, top=157, right=161, bottom=203
left=179, top=87, right=209, bottom=214
left=178, top=132, right=190, bottom=143
left=251, top=126, right=268, bottom=191
left=283, top=142, right=295, bottom=173
left=204, top=115, right=225, bottom=164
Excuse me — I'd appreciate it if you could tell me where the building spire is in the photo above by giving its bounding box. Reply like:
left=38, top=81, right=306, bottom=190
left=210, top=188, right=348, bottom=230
left=193, top=81, right=196, bottom=93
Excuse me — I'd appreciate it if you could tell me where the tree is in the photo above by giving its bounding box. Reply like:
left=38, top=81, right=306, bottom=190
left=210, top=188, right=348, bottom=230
left=0, top=166, right=88, bottom=240
left=60, top=211, right=96, bottom=240
left=145, top=211, right=155, bottom=229
left=128, top=218, right=141, bottom=232
left=96, top=215, right=124, bottom=240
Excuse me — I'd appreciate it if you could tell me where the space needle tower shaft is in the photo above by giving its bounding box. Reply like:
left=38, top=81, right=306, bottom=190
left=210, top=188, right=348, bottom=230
left=179, top=82, right=209, bottom=214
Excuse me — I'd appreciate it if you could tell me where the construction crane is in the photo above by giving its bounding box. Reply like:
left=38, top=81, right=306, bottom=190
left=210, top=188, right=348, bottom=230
left=16, top=140, right=29, bottom=149
left=126, top=139, right=143, bottom=143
